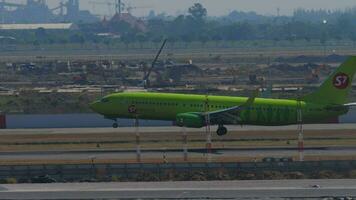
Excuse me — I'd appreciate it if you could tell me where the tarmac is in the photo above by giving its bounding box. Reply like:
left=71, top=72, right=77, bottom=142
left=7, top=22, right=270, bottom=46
left=1, top=124, right=356, bottom=162
left=1, top=123, right=356, bottom=135
left=0, top=179, right=355, bottom=199
left=1, top=146, right=356, bottom=161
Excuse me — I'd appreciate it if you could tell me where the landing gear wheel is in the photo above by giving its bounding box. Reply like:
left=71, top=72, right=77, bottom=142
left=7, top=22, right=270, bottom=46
left=216, top=126, right=227, bottom=136
left=112, top=122, right=119, bottom=128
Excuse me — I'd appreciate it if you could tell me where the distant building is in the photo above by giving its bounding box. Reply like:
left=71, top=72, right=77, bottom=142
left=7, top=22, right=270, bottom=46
left=0, top=23, right=78, bottom=30
left=96, top=33, right=121, bottom=39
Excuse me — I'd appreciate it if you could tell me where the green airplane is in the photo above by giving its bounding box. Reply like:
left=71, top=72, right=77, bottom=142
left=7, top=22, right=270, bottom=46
left=90, top=57, right=356, bottom=136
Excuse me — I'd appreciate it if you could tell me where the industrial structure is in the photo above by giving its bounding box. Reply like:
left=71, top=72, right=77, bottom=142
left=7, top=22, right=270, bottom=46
left=90, top=0, right=149, bottom=32
left=0, top=0, right=98, bottom=23
left=0, top=0, right=147, bottom=33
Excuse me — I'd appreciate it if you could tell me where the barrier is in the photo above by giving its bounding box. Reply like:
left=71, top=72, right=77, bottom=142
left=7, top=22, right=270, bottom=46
left=0, top=160, right=355, bottom=182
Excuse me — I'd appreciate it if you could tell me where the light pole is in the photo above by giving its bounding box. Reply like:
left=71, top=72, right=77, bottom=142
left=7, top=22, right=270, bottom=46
left=89, top=156, right=96, bottom=179
left=322, top=19, right=328, bottom=58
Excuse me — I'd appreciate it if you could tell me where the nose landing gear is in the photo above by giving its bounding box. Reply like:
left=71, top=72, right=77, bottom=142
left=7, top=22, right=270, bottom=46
left=216, top=125, right=227, bottom=136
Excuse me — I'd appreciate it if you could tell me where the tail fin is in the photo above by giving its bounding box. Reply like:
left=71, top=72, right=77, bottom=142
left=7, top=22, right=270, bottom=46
left=302, top=56, right=356, bottom=104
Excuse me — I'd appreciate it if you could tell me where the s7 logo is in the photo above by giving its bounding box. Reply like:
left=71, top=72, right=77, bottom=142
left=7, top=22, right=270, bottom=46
left=333, top=73, right=349, bottom=89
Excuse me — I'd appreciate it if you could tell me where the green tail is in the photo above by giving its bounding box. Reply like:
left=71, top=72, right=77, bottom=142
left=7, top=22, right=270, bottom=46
left=303, top=56, right=356, bottom=105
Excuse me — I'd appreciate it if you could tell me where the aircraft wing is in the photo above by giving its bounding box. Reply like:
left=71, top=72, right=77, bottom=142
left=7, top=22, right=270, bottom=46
left=207, top=90, right=259, bottom=125
left=344, top=103, right=356, bottom=107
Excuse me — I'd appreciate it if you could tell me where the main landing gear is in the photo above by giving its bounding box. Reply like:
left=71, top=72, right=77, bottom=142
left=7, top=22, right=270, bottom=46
left=112, top=122, right=118, bottom=128
left=112, top=119, right=119, bottom=128
left=216, top=125, right=227, bottom=136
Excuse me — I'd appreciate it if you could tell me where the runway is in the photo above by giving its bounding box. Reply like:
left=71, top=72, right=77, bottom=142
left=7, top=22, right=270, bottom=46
left=0, top=124, right=356, bottom=162
left=0, top=179, right=355, bottom=199
left=1, top=146, right=356, bottom=161
left=2, top=123, right=356, bottom=135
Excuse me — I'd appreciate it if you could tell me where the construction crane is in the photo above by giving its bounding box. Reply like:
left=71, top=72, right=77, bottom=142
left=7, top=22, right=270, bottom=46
left=49, top=0, right=80, bottom=17
left=50, top=1, right=65, bottom=16
left=115, top=0, right=124, bottom=15
left=89, top=0, right=125, bottom=16
left=89, top=1, right=149, bottom=15
left=126, top=5, right=151, bottom=14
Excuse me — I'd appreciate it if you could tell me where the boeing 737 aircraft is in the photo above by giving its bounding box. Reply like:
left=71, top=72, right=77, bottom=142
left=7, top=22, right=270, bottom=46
left=90, top=57, right=356, bottom=136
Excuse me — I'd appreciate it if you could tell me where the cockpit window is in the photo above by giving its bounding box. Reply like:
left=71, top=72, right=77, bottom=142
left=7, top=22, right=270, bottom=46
left=101, top=98, right=110, bottom=103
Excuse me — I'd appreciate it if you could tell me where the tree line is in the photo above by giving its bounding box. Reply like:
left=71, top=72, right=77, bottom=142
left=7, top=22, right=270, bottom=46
left=2, top=3, right=356, bottom=46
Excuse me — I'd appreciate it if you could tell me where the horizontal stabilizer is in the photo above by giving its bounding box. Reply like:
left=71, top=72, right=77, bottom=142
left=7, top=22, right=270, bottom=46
left=344, top=102, right=356, bottom=107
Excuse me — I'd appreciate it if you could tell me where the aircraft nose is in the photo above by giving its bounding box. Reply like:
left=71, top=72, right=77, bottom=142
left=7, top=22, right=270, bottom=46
left=89, top=101, right=100, bottom=112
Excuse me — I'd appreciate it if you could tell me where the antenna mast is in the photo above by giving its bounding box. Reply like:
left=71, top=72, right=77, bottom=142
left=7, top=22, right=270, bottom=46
left=116, top=0, right=123, bottom=17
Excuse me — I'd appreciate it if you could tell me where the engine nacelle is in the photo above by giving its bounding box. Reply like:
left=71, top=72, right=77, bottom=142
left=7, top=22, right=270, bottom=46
left=176, top=113, right=205, bottom=128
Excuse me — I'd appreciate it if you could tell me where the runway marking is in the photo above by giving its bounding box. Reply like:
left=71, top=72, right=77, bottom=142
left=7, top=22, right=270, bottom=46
left=4, top=187, right=356, bottom=192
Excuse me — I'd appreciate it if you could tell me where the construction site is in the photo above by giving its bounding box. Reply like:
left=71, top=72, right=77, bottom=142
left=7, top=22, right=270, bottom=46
left=1, top=53, right=356, bottom=124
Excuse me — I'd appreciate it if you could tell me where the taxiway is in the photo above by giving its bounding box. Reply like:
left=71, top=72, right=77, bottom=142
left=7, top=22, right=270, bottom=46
left=0, top=179, right=355, bottom=199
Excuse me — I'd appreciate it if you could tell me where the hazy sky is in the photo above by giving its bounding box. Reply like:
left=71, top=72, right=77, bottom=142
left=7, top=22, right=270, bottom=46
left=11, top=0, right=356, bottom=17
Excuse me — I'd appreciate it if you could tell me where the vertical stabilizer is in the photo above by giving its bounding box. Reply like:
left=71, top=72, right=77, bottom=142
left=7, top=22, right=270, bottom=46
left=303, top=56, right=356, bottom=104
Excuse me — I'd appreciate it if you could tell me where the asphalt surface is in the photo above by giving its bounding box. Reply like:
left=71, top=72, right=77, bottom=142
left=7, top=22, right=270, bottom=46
left=0, top=179, right=355, bottom=199
left=1, top=124, right=356, bottom=161
left=2, top=123, right=356, bottom=135
left=1, top=146, right=356, bottom=161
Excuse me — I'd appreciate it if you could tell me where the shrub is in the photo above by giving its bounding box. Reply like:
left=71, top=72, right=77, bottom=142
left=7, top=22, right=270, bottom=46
left=190, top=171, right=207, bottom=181
left=314, top=170, right=341, bottom=179
left=134, top=171, right=160, bottom=182
left=111, top=175, right=120, bottom=182
left=284, top=172, right=306, bottom=179
left=348, top=170, right=356, bottom=178
left=4, top=178, right=17, bottom=184
left=207, top=169, right=231, bottom=180
left=261, top=171, right=284, bottom=180
left=235, top=171, right=257, bottom=180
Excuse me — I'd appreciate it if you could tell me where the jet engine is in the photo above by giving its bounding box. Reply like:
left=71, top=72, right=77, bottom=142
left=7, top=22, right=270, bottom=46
left=176, top=113, right=205, bottom=128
